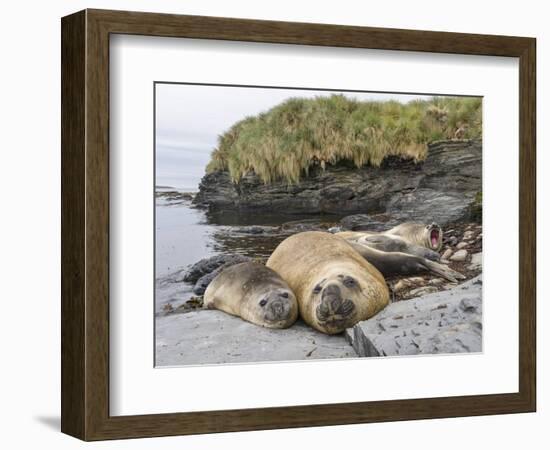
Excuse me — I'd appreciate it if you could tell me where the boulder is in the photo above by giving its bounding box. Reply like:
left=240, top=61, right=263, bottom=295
left=345, top=276, right=482, bottom=357
left=192, top=268, right=223, bottom=295
left=183, top=254, right=252, bottom=284
left=450, top=249, right=469, bottom=261
left=463, top=230, right=475, bottom=240
left=408, top=286, right=439, bottom=296
left=182, top=254, right=254, bottom=295
left=232, top=225, right=275, bottom=235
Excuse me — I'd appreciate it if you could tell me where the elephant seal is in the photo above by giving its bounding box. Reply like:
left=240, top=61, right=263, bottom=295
left=204, top=262, right=298, bottom=329
left=338, top=222, right=442, bottom=254
left=336, top=223, right=463, bottom=282
left=266, top=231, right=389, bottom=335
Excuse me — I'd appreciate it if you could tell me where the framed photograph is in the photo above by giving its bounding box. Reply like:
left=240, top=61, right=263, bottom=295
left=61, top=9, right=536, bottom=440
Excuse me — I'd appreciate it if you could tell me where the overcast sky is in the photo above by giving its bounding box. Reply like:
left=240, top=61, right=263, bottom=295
left=155, top=83, right=433, bottom=190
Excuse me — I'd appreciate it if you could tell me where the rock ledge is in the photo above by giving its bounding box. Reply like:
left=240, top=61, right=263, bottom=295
left=345, top=276, right=482, bottom=357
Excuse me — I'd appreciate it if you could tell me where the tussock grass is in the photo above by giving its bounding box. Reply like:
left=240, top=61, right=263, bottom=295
left=207, top=95, right=482, bottom=184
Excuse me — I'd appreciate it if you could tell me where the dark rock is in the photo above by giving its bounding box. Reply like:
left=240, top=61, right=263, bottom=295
left=231, top=225, right=276, bottom=235
left=459, top=297, right=480, bottom=314
left=469, top=191, right=482, bottom=223
left=345, top=276, right=482, bottom=356
left=156, top=191, right=195, bottom=202
left=445, top=236, right=459, bottom=246
left=194, top=140, right=482, bottom=227
left=193, top=267, right=223, bottom=295
left=183, top=254, right=252, bottom=284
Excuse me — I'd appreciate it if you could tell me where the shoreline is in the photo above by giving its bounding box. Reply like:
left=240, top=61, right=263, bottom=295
left=155, top=194, right=482, bottom=318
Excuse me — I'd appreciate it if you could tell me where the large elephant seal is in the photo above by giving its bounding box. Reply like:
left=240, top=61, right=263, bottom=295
left=266, top=231, right=389, bottom=335
left=203, top=261, right=298, bottom=329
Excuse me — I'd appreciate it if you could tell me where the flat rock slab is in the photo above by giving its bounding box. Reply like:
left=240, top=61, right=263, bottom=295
left=156, top=310, right=356, bottom=366
left=345, top=276, right=482, bottom=357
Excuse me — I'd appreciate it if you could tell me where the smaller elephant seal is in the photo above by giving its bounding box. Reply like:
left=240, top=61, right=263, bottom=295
left=204, top=261, right=298, bottom=329
left=267, top=231, right=389, bottom=335
left=338, top=222, right=442, bottom=254
left=336, top=223, right=463, bottom=282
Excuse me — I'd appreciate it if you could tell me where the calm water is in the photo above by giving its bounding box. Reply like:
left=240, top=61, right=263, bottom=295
left=155, top=194, right=342, bottom=313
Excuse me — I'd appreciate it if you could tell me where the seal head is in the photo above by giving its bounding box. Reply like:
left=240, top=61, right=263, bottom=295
left=387, top=222, right=443, bottom=251
left=310, top=272, right=360, bottom=334
left=253, top=287, right=296, bottom=327
left=204, top=262, right=298, bottom=329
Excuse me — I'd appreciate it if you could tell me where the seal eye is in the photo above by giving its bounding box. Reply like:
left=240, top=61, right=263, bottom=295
left=280, top=292, right=289, bottom=298
left=259, top=298, right=268, bottom=307
left=313, top=284, right=322, bottom=294
left=343, top=276, right=357, bottom=288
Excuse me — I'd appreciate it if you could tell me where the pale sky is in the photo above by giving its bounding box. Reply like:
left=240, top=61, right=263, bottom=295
left=155, top=83, right=434, bottom=190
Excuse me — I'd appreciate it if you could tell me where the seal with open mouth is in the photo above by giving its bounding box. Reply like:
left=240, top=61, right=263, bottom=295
left=336, top=222, right=464, bottom=282
left=266, top=231, right=389, bottom=335
left=385, top=222, right=443, bottom=252
left=203, top=262, right=298, bottom=329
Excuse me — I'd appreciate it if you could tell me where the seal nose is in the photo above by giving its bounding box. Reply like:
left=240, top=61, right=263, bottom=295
left=316, top=284, right=355, bottom=323
left=273, top=301, right=283, bottom=316
left=267, top=299, right=290, bottom=321
left=322, top=284, right=342, bottom=313
left=323, top=283, right=341, bottom=297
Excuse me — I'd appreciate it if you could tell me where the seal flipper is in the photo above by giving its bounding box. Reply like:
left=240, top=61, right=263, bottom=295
left=359, top=235, right=440, bottom=261
left=347, top=242, right=464, bottom=282
left=419, top=259, right=466, bottom=283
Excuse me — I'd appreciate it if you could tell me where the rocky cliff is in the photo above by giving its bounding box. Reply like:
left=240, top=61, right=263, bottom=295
left=193, top=139, right=482, bottom=227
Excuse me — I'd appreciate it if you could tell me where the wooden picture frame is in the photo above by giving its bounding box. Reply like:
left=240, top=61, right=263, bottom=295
left=61, top=9, right=536, bottom=441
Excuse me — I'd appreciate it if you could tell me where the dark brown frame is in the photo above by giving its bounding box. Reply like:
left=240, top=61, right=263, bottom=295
left=61, top=9, right=536, bottom=441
